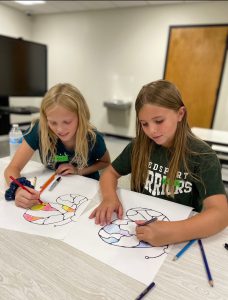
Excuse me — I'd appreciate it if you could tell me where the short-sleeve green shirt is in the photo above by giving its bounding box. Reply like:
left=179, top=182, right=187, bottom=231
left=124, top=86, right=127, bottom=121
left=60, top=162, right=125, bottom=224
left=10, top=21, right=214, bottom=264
left=24, top=121, right=107, bottom=180
left=112, top=139, right=226, bottom=212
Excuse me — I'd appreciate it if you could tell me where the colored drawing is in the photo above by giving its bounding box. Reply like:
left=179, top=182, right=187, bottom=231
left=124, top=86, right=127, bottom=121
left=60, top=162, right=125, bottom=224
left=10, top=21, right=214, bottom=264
left=64, top=188, right=193, bottom=285
left=23, top=194, right=88, bottom=227
left=99, top=208, right=169, bottom=258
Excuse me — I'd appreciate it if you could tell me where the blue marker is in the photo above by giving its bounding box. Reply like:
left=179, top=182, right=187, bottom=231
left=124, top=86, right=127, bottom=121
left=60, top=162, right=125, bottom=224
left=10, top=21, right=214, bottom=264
left=173, top=239, right=196, bottom=261
left=135, top=281, right=155, bottom=300
left=198, top=239, right=214, bottom=287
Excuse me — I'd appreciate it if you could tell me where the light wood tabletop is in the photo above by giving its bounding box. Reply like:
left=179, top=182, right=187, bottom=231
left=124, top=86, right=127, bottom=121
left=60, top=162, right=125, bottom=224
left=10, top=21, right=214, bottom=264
left=0, top=227, right=227, bottom=300
left=0, top=158, right=228, bottom=300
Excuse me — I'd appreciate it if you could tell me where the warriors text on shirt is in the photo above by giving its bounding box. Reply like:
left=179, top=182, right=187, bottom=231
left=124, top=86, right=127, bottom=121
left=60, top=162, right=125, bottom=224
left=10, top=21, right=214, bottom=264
left=144, top=162, right=192, bottom=196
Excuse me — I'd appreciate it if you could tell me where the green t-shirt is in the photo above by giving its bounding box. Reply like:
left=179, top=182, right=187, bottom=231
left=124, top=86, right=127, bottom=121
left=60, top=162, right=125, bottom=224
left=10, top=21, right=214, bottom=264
left=112, top=140, right=226, bottom=212
left=24, top=121, right=107, bottom=180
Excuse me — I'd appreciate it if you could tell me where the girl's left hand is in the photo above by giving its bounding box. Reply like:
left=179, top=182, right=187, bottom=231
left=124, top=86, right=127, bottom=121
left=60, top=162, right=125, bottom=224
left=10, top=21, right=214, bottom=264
left=56, top=163, right=77, bottom=176
left=135, top=220, right=172, bottom=247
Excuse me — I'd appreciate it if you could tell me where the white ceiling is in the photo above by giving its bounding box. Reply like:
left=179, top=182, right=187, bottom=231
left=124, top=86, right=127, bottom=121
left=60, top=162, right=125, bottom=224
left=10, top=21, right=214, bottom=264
left=1, top=1, right=202, bottom=15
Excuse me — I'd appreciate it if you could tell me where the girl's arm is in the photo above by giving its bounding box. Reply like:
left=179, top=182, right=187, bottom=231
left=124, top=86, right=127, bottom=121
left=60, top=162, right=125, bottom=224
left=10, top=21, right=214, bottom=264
left=136, top=194, right=228, bottom=246
left=4, top=140, right=35, bottom=185
left=79, top=150, right=111, bottom=176
left=56, top=150, right=111, bottom=176
left=89, top=165, right=123, bottom=225
left=4, top=140, right=40, bottom=208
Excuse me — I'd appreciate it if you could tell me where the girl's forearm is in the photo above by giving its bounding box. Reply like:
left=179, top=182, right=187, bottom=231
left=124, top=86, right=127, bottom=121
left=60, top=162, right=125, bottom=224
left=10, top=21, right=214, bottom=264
left=79, top=160, right=109, bottom=176
left=100, top=167, right=119, bottom=201
left=4, top=166, right=21, bottom=186
left=180, top=208, right=227, bottom=239
left=167, top=208, right=228, bottom=244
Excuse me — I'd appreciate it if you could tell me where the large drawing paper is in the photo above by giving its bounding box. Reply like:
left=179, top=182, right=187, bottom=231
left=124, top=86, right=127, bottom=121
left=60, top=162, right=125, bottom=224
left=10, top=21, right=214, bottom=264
left=64, top=189, right=193, bottom=285
left=0, top=174, right=98, bottom=239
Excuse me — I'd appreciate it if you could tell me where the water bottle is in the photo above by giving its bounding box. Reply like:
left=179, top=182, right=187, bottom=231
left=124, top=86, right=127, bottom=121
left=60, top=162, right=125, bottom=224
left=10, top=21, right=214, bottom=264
left=9, top=124, right=23, bottom=158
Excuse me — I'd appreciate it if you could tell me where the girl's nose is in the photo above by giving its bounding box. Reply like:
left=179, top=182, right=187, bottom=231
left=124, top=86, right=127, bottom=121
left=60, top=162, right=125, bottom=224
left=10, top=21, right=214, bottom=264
left=56, top=125, right=64, bottom=134
left=148, top=124, right=157, bottom=134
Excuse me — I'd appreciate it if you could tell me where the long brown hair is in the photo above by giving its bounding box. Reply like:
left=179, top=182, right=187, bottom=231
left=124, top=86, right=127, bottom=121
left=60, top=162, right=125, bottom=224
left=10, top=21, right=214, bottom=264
left=131, top=79, right=201, bottom=195
left=39, top=83, right=96, bottom=168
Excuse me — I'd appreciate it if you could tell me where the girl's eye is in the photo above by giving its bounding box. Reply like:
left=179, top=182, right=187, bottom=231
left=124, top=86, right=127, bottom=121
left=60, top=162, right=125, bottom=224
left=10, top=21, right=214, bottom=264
left=155, top=120, right=163, bottom=124
left=49, top=121, right=57, bottom=126
left=141, top=123, right=148, bottom=127
left=64, top=121, right=71, bottom=125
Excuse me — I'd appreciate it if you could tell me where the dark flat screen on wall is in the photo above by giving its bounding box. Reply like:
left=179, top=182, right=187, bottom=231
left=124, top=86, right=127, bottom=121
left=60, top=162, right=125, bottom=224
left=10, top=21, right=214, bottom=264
left=0, top=35, right=47, bottom=97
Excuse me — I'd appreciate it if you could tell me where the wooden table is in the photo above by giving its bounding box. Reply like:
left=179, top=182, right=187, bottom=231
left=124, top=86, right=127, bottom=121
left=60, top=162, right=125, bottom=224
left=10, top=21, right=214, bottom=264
left=0, top=158, right=228, bottom=300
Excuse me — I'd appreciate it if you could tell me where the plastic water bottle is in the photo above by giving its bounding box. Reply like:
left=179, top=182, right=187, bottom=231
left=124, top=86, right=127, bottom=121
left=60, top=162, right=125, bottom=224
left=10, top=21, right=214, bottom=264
left=9, top=124, right=23, bottom=158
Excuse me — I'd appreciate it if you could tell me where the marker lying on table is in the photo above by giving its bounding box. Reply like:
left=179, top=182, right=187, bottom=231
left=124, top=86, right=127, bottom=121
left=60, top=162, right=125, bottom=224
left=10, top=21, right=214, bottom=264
left=135, top=281, right=155, bottom=300
left=9, top=176, right=43, bottom=204
left=48, top=176, right=61, bottom=191
left=39, top=173, right=56, bottom=194
left=198, top=239, right=214, bottom=287
left=173, top=239, right=196, bottom=261
left=138, top=217, right=158, bottom=226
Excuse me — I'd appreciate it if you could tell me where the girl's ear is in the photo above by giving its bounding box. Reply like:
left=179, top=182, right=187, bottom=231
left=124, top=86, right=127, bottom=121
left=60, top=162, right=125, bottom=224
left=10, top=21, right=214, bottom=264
left=178, top=106, right=186, bottom=122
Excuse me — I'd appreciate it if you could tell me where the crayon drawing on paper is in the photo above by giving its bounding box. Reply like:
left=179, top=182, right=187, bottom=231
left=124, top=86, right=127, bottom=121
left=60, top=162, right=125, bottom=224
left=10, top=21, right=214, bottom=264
left=99, top=207, right=170, bottom=259
left=0, top=174, right=99, bottom=239
left=65, top=188, right=193, bottom=285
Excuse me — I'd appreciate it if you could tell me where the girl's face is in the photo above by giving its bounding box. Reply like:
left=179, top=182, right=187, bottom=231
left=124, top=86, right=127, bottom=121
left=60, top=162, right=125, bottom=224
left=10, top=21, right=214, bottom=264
left=138, top=104, right=185, bottom=148
left=46, top=104, right=78, bottom=145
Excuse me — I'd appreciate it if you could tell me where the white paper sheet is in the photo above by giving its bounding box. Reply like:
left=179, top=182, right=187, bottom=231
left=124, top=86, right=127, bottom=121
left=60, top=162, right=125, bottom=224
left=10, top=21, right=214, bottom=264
left=64, top=189, right=193, bottom=285
left=0, top=173, right=98, bottom=239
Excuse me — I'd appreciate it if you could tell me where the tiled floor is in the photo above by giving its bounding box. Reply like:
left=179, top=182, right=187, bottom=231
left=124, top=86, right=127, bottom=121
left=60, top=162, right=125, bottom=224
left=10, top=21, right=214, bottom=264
left=0, top=134, right=131, bottom=189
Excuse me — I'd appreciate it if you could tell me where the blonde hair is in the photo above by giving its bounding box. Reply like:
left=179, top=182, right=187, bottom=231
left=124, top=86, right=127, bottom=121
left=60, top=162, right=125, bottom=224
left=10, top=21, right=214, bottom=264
left=39, top=83, right=96, bottom=168
left=132, top=79, right=203, bottom=196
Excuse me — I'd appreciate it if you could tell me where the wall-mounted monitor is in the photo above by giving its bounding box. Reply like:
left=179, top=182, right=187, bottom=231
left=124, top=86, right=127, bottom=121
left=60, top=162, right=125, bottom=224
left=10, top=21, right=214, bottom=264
left=0, top=34, right=47, bottom=97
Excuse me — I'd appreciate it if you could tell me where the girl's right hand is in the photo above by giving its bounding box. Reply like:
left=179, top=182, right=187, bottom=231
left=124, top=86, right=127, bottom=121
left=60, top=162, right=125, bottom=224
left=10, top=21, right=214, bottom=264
left=15, top=187, right=41, bottom=209
left=89, top=198, right=123, bottom=226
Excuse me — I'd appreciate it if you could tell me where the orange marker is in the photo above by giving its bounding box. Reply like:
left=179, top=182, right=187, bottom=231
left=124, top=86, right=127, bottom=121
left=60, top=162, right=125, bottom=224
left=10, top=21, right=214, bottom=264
left=39, top=173, right=56, bottom=194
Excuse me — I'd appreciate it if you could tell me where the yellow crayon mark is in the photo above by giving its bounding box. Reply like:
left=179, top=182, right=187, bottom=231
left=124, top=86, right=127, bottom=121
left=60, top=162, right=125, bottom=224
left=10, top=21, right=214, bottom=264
left=62, top=205, right=75, bottom=212
left=31, top=204, right=46, bottom=210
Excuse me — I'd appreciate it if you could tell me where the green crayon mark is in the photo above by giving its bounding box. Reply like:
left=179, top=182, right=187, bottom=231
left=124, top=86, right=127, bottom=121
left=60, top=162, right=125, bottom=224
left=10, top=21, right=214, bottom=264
left=162, top=177, right=181, bottom=188
left=162, top=177, right=167, bottom=185
left=174, top=180, right=181, bottom=187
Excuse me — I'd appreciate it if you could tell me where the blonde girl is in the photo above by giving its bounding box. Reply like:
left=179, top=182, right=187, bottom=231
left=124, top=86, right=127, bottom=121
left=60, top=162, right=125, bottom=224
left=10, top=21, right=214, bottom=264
left=4, top=83, right=110, bottom=208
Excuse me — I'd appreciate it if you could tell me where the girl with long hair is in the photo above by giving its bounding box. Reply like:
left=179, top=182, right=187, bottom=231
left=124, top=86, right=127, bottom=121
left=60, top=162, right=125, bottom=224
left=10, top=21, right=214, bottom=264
left=4, top=83, right=110, bottom=208
left=90, top=80, right=227, bottom=246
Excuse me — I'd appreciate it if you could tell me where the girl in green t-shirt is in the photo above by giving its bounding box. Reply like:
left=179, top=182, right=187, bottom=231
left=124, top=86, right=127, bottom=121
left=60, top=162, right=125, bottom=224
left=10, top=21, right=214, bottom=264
left=90, top=79, right=228, bottom=246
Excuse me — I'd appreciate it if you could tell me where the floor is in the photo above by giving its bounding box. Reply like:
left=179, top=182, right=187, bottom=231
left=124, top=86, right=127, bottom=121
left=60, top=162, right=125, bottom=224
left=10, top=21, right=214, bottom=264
left=0, top=134, right=131, bottom=190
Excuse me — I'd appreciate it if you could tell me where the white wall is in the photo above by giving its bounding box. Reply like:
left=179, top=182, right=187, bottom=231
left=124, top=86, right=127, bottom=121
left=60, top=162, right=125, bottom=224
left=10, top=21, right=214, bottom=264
left=1, top=1, right=228, bottom=135
left=0, top=4, right=31, bottom=38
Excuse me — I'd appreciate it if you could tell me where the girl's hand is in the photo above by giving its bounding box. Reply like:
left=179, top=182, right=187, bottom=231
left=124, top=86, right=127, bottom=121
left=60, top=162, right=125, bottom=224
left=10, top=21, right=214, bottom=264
left=56, top=163, right=78, bottom=176
left=15, top=187, right=40, bottom=209
left=89, top=198, right=123, bottom=226
left=135, top=220, right=172, bottom=247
